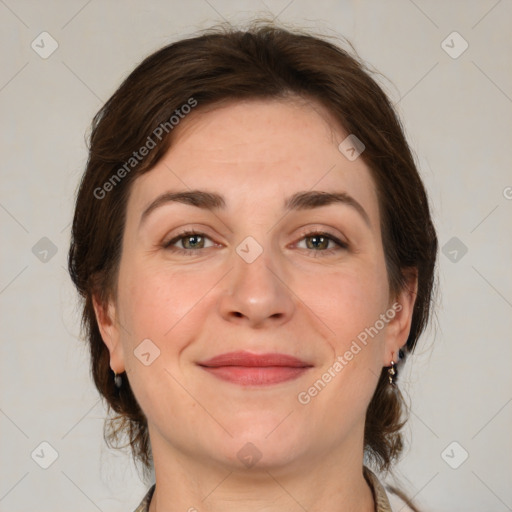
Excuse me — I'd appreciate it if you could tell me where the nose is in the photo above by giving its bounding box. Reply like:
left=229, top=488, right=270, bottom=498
left=217, top=246, right=295, bottom=328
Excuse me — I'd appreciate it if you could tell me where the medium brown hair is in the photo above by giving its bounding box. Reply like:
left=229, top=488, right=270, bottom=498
left=68, top=21, right=437, bottom=499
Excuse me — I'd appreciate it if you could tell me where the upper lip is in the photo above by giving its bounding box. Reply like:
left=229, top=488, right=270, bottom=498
left=198, top=351, right=312, bottom=368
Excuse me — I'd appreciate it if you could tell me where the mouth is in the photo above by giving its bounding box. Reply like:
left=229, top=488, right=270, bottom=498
left=197, top=351, right=314, bottom=386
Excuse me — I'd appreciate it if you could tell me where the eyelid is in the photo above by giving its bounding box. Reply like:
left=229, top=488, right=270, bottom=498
left=292, top=226, right=349, bottom=249
left=162, top=226, right=349, bottom=254
left=162, top=229, right=217, bottom=250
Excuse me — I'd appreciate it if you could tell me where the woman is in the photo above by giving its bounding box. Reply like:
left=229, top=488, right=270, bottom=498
left=68, top=22, right=437, bottom=512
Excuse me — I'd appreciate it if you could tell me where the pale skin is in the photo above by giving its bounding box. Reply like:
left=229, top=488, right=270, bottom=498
left=94, top=97, right=417, bottom=512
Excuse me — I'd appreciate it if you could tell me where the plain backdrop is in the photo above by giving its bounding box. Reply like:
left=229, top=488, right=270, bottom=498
left=1, top=1, right=511, bottom=511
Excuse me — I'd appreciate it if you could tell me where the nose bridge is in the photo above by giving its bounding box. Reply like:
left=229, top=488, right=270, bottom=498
left=218, top=233, right=294, bottom=326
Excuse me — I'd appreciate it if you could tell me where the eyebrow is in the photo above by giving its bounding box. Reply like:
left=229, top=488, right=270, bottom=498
left=139, top=189, right=371, bottom=228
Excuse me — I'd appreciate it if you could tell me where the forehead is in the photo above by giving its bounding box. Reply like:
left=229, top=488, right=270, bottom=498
left=127, top=98, right=380, bottom=224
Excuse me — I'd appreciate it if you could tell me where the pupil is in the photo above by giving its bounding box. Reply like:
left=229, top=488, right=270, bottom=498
left=308, top=236, right=327, bottom=250
left=186, top=235, right=202, bottom=248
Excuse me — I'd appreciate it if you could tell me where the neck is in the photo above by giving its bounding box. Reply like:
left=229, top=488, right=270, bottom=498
left=147, top=430, right=375, bottom=512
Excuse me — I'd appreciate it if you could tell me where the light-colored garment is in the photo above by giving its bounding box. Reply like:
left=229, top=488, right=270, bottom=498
left=364, top=466, right=416, bottom=512
left=133, top=466, right=415, bottom=512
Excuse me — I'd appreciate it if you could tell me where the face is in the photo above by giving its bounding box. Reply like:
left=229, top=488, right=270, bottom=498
left=96, top=98, right=416, bottom=473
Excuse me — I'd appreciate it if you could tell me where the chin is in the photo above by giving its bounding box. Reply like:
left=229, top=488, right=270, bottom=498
left=218, top=420, right=307, bottom=467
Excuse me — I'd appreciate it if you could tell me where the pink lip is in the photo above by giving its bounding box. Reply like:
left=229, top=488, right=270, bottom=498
left=197, top=351, right=313, bottom=386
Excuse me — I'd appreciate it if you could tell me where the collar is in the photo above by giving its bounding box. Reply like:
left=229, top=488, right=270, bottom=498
left=134, top=466, right=393, bottom=512
left=363, top=466, right=394, bottom=512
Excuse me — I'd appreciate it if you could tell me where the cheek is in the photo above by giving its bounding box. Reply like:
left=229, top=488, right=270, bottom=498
left=294, top=267, right=389, bottom=431
left=119, top=257, right=202, bottom=333
left=295, top=263, right=389, bottom=349
left=114, top=262, right=213, bottom=415
left=116, top=258, right=224, bottom=371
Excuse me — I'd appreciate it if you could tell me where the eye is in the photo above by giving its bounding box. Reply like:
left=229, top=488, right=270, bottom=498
left=161, top=229, right=348, bottom=256
left=163, top=230, right=215, bottom=254
left=295, top=231, right=348, bottom=254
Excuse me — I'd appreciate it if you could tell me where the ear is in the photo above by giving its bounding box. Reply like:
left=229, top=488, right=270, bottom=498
left=383, top=268, right=418, bottom=364
left=92, top=292, right=126, bottom=374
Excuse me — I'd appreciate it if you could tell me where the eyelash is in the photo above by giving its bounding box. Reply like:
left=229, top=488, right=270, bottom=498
left=162, top=229, right=348, bottom=257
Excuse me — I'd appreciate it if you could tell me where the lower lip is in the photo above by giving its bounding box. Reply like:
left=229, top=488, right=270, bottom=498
left=199, top=366, right=311, bottom=385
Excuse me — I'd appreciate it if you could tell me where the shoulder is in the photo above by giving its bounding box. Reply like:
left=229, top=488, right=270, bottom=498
left=134, top=473, right=417, bottom=512
left=133, top=484, right=155, bottom=512
left=364, top=466, right=418, bottom=512
left=385, top=489, right=417, bottom=512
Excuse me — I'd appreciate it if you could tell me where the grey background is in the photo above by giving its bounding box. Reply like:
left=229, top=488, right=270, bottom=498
left=1, top=1, right=511, bottom=511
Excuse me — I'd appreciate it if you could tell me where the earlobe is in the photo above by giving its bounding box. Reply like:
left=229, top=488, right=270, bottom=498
left=385, top=269, right=418, bottom=362
left=92, top=293, right=126, bottom=374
